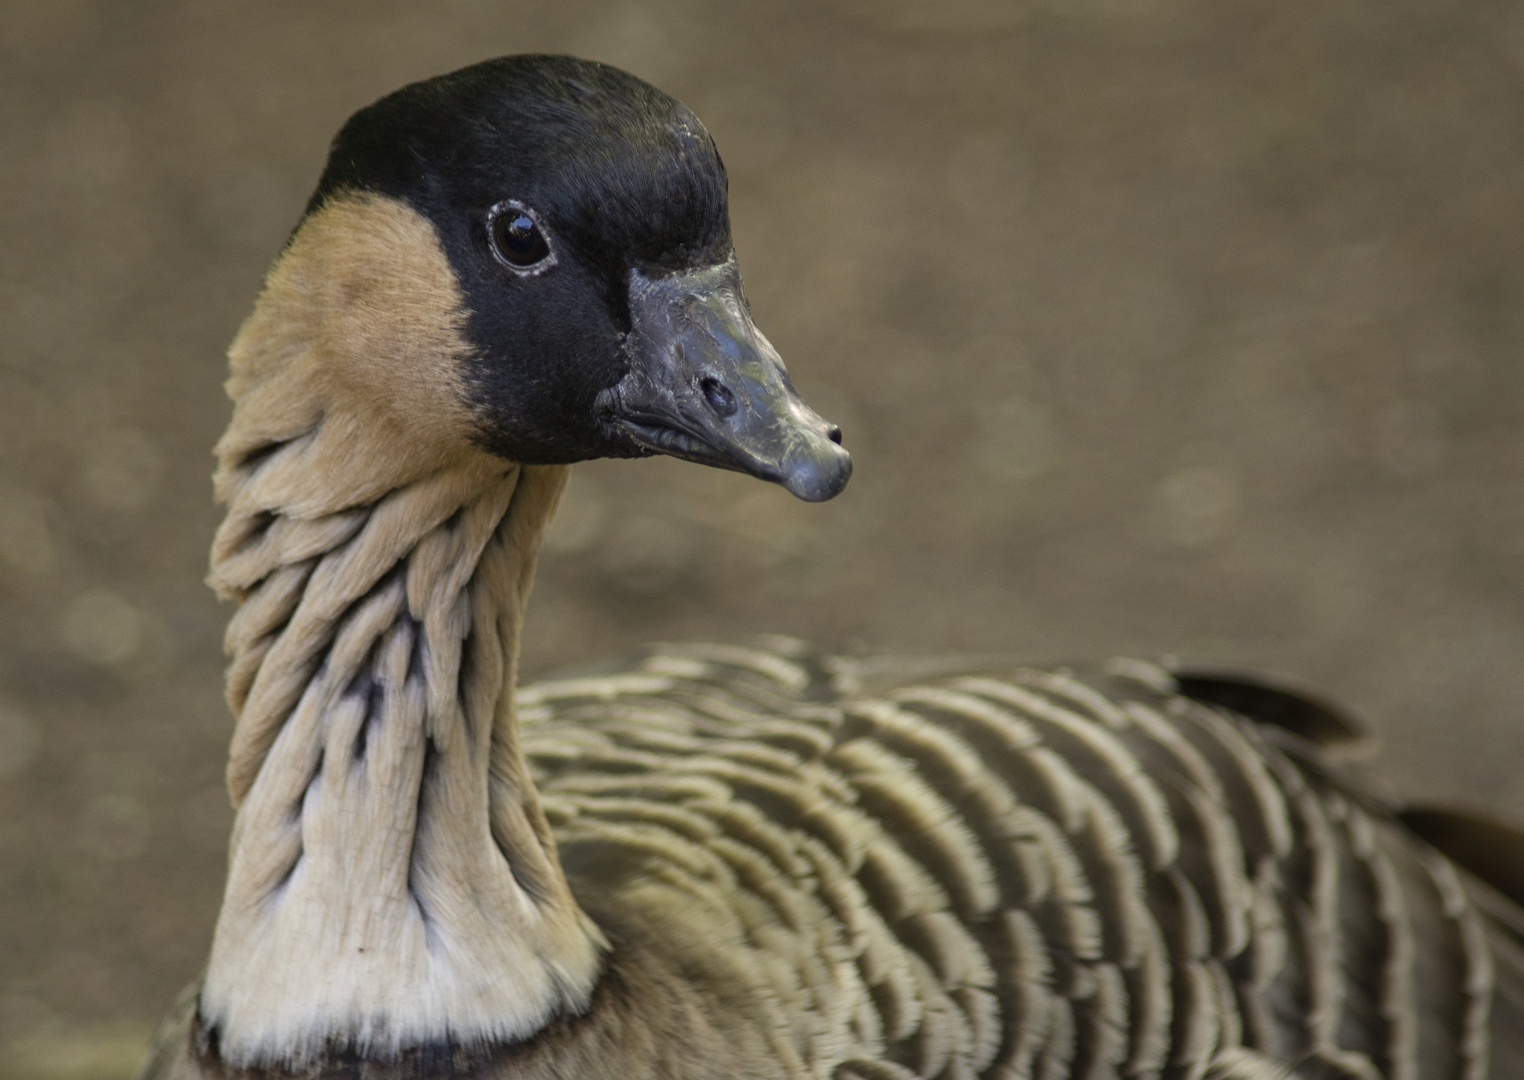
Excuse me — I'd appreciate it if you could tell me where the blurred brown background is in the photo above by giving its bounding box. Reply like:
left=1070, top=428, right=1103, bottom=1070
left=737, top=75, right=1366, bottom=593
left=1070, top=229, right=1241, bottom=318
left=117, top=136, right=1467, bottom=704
left=3, top=0, right=1524, bottom=1074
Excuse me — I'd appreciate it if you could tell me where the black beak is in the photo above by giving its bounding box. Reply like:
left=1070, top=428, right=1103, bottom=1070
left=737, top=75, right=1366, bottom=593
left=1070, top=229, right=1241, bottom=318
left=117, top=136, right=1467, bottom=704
left=599, top=258, right=852, bottom=502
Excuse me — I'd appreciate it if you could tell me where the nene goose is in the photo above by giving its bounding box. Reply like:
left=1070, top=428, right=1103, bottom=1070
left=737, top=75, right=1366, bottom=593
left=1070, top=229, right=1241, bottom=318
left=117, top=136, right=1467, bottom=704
left=139, top=55, right=1524, bottom=1080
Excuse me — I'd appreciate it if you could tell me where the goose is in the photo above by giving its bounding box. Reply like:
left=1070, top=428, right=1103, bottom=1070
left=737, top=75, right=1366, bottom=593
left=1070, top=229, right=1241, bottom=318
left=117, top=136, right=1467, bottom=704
left=137, top=54, right=1524, bottom=1080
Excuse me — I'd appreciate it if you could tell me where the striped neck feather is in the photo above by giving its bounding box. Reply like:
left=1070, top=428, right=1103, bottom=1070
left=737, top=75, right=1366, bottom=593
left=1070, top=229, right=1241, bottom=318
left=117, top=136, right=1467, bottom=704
left=202, top=453, right=603, bottom=1066
left=196, top=201, right=605, bottom=1066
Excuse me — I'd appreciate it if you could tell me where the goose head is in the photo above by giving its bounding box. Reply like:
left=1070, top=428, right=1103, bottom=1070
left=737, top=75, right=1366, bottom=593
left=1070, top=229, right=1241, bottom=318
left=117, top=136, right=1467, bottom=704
left=281, top=53, right=851, bottom=503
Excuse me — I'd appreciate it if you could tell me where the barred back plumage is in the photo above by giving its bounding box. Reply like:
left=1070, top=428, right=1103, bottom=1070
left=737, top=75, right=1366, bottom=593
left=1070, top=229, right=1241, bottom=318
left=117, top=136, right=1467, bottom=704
left=515, top=640, right=1524, bottom=1080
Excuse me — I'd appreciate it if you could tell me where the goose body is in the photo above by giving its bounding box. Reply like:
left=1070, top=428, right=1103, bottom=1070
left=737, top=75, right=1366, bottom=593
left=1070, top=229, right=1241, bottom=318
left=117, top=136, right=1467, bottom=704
left=140, top=56, right=1524, bottom=1080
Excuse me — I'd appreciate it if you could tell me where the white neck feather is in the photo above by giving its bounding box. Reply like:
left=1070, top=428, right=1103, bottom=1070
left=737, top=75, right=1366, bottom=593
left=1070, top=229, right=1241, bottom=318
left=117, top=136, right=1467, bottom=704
left=197, top=193, right=604, bottom=1067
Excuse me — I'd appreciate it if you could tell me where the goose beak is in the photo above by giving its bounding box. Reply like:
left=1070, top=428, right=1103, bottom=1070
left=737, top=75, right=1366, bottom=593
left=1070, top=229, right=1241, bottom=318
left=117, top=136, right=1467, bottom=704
left=601, top=258, right=852, bottom=502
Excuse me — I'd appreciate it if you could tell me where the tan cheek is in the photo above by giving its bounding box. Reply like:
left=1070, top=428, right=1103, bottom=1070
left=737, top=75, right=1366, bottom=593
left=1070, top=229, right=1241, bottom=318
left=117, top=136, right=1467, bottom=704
left=312, top=194, right=482, bottom=451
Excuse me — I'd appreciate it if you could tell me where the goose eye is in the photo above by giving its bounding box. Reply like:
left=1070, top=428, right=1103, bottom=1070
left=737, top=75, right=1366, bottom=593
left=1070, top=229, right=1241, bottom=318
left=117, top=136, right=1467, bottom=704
left=489, top=205, right=552, bottom=269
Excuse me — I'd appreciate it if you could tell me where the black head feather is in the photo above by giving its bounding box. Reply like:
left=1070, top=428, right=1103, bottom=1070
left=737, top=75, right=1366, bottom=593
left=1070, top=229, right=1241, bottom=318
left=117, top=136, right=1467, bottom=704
left=306, top=55, right=734, bottom=464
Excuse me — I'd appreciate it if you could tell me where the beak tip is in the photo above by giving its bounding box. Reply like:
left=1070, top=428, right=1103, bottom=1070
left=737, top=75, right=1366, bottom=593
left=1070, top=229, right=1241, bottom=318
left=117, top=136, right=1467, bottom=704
left=779, top=440, right=853, bottom=502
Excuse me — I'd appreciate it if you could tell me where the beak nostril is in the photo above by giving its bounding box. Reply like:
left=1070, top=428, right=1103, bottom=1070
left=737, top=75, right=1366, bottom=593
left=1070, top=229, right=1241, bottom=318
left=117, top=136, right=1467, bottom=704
left=827, top=426, right=843, bottom=445
left=699, top=376, right=738, bottom=418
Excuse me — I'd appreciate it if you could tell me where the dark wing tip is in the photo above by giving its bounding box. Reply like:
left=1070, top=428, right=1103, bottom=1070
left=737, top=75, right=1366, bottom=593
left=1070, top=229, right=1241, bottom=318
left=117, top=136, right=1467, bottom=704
left=1399, top=804, right=1524, bottom=914
left=1171, top=668, right=1371, bottom=749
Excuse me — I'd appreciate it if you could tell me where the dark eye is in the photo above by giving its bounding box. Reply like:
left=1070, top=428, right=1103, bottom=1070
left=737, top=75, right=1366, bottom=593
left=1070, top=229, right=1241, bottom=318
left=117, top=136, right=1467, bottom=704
left=489, top=205, right=552, bottom=269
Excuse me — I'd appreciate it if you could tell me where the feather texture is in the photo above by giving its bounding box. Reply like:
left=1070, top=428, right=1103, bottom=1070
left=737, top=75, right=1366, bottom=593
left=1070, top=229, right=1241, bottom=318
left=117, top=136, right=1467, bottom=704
left=515, top=643, right=1521, bottom=1079
left=146, top=629, right=1524, bottom=1078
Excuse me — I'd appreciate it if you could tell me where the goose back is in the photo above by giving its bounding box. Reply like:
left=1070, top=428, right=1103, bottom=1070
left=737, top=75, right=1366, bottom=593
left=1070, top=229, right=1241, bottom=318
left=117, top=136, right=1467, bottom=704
left=519, top=640, right=1523, bottom=1080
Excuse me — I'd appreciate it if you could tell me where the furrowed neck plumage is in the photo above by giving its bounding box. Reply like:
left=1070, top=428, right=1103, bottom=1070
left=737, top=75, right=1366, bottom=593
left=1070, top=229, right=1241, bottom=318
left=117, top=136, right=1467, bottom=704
left=199, top=192, right=604, bottom=1067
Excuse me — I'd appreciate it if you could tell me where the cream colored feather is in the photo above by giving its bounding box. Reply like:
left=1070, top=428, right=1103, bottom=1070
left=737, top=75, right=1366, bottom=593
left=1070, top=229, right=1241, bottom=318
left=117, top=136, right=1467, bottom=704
left=198, top=192, right=601, bottom=1066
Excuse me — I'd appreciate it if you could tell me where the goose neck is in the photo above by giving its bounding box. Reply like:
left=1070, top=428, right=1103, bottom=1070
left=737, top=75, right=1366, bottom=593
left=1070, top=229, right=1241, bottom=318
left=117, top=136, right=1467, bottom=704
left=199, top=454, right=603, bottom=1068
